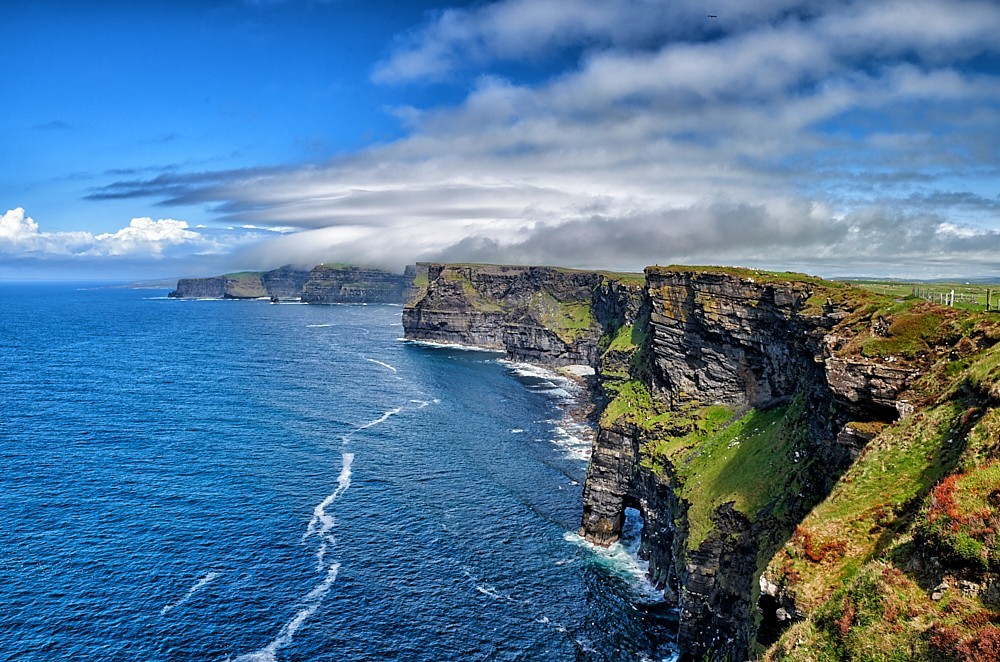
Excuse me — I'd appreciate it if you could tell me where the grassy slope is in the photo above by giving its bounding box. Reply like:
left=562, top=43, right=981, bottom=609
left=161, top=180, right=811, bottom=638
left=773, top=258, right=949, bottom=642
left=764, top=326, right=1000, bottom=660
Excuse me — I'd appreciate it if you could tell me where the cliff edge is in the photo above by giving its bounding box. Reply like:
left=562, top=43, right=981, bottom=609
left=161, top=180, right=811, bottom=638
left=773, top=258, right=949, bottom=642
left=403, top=263, right=1000, bottom=661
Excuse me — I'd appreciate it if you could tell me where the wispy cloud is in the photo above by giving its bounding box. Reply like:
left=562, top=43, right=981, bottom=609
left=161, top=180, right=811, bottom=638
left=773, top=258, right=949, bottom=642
left=32, top=120, right=73, bottom=131
left=75, top=0, right=1000, bottom=277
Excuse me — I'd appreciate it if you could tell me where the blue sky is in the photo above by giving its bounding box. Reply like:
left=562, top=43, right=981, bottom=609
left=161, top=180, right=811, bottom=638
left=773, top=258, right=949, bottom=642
left=2, top=0, right=999, bottom=280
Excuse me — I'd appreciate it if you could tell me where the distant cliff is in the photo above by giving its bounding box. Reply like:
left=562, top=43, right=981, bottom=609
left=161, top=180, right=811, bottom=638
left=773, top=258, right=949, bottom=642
left=401, top=263, right=643, bottom=366
left=300, top=264, right=409, bottom=304
left=403, top=263, right=1000, bottom=661
left=169, top=264, right=410, bottom=303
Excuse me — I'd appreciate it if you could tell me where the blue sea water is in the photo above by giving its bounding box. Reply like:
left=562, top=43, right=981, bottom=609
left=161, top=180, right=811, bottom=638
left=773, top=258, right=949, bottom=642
left=0, top=283, right=675, bottom=661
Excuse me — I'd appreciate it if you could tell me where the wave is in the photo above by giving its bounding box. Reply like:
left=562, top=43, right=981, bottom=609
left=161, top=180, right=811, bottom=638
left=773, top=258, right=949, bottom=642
left=550, top=423, right=593, bottom=462
left=306, top=324, right=332, bottom=328
left=364, top=358, right=397, bottom=373
left=398, top=338, right=504, bottom=353
left=562, top=518, right=665, bottom=603
left=497, top=360, right=582, bottom=403
left=160, top=571, right=220, bottom=615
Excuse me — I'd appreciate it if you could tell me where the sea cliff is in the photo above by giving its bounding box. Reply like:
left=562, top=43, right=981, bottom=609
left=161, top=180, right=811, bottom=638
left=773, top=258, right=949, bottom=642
left=404, top=263, right=1000, bottom=660
left=169, top=264, right=410, bottom=303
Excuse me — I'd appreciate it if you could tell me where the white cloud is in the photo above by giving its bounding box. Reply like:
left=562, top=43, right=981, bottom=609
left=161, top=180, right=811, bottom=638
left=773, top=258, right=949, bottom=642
left=0, top=207, right=40, bottom=242
left=88, top=0, right=1000, bottom=277
left=89, top=217, right=200, bottom=256
left=0, top=208, right=237, bottom=259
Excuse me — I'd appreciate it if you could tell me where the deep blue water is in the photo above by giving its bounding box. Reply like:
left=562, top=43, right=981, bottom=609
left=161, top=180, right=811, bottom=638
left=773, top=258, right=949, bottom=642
left=0, top=283, right=674, bottom=661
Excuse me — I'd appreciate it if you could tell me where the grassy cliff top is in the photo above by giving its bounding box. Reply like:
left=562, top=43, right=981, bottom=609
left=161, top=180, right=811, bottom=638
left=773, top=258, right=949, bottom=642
left=419, top=262, right=645, bottom=284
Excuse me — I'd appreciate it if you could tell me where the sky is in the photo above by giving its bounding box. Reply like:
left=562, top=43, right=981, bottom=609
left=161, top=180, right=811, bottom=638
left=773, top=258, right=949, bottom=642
left=2, top=0, right=999, bottom=281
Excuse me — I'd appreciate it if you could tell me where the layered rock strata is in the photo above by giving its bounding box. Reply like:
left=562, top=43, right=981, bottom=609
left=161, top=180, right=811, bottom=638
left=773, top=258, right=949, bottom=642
left=300, top=264, right=409, bottom=304
left=402, top=263, right=643, bottom=366
left=169, top=264, right=410, bottom=303
left=403, top=263, right=927, bottom=661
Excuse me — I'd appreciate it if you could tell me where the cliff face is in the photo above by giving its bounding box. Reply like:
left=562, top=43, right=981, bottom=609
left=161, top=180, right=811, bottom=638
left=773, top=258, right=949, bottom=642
left=169, top=272, right=272, bottom=299
left=402, top=263, right=643, bottom=366
left=169, top=264, right=410, bottom=303
left=581, top=269, right=879, bottom=659
left=401, top=262, right=1000, bottom=661
left=261, top=265, right=312, bottom=299
left=300, top=264, right=410, bottom=304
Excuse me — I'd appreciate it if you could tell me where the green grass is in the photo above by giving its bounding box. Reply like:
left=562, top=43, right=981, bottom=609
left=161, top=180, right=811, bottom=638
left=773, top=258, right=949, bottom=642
left=606, top=323, right=641, bottom=352
left=859, top=307, right=947, bottom=358
left=854, top=280, right=1000, bottom=311
left=600, top=380, right=657, bottom=427
left=668, top=402, right=809, bottom=549
left=222, top=272, right=267, bottom=298
left=967, top=343, right=1000, bottom=399
left=530, top=290, right=595, bottom=343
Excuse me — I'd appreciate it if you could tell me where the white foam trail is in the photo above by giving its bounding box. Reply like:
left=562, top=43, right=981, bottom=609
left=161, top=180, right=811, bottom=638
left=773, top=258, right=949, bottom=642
left=236, top=453, right=353, bottom=661
left=161, top=571, right=220, bottom=615
left=303, top=453, right=354, bottom=546
left=306, top=323, right=331, bottom=328
left=475, top=585, right=504, bottom=600
left=365, top=358, right=397, bottom=372
left=230, top=563, right=341, bottom=662
left=411, top=399, right=431, bottom=408
left=399, top=338, right=504, bottom=353
left=357, top=407, right=402, bottom=431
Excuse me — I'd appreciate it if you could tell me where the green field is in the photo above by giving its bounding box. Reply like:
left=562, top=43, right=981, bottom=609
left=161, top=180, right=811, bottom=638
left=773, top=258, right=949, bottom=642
left=845, top=279, right=1000, bottom=311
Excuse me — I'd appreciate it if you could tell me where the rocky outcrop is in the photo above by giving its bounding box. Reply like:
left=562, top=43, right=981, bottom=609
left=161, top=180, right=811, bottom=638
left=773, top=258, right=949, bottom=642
left=644, top=269, right=830, bottom=408
left=170, top=276, right=230, bottom=299
left=824, top=355, right=918, bottom=418
left=402, top=264, right=644, bottom=367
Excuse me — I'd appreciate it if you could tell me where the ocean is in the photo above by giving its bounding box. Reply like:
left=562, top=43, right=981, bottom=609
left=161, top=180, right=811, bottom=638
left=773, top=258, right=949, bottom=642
left=0, top=283, right=675, bottom=661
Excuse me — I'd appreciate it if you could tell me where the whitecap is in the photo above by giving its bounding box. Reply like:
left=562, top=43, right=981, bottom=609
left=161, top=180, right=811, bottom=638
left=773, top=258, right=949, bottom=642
left=562, top=517, right=664, bottom=603
left=306, top=324, right=332, bottom=328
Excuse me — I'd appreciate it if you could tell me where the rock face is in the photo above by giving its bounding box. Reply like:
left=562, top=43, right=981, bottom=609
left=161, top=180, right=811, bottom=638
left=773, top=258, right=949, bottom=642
left=644, top=269, right=827, bottom=408
left=261, top=265, right=312, bottom=299
left=404, top=263, right=926, bottom=661
left=300, top=264, right=410, bottom=304
left=169, top=272, right=272, bottom=299
left=169, top=264, right=410, bottom=303
left=170, top=276, right=230, bottom=299
left=402, top=263, right=643, bottom=366
left=580, top=267, right=922, bottom=660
